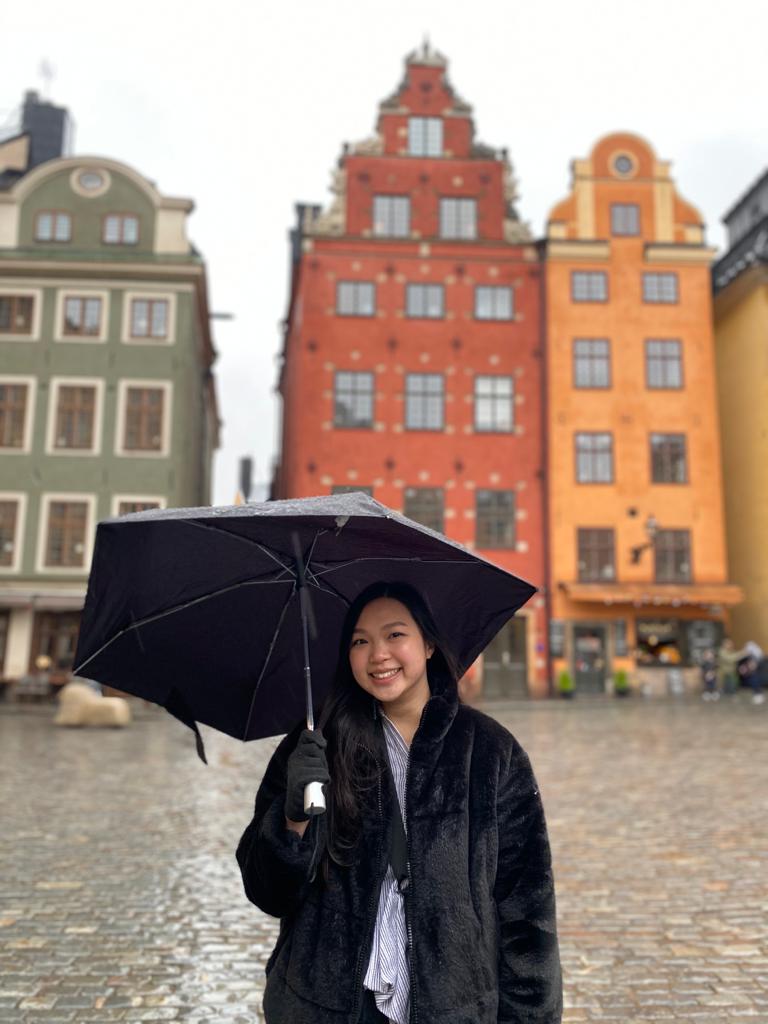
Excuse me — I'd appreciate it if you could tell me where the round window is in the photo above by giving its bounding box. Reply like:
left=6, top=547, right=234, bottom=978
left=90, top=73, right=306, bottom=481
left=78, top=170, right=104, bottom=191
left=613, top=154, right=634, bottom=176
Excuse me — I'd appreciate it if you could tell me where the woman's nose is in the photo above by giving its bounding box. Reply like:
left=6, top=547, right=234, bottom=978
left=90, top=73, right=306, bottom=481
left=369, top=644, right=390, bottom=662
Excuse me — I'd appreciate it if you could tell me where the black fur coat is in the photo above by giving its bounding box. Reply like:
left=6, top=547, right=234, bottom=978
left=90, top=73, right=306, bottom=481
left=236, top=675, right=562, bottom=1023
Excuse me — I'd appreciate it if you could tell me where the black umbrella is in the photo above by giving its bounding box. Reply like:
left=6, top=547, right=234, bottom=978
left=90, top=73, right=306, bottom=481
left=74, top=492, right=536, bottom=764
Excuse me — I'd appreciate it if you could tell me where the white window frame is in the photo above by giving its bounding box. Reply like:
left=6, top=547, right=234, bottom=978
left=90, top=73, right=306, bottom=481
left=0, top=492, right=28, bottom=574
left=111, top=494, right=167, bottom=517
left=36, top=492, right=97, bottom=575
left=0, top=287, right=43, bottom=342
left=115, top=378, right=173, bottom=458
left=408, top=117, right=443, bottom=157
left=53, top=289, right=109, bottom=343
left=0, top=375, right=37, bottom=454
left=121, top=290, right=177, bottom=344
left=45, top=377, right=105, bottom=457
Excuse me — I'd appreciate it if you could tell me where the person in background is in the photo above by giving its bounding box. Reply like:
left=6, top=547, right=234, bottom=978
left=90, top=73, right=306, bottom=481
left=700, top=649, right=719, bottom=701
left=716, top=638, right=740, bottom=697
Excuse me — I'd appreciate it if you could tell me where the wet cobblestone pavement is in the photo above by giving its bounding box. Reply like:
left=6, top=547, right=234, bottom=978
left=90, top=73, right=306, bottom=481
left=1, top=696, right=766, bottom=1023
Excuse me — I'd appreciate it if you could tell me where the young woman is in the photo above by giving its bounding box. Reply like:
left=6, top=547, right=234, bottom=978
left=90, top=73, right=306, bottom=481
left=236, top=582, right=562, bottom=1023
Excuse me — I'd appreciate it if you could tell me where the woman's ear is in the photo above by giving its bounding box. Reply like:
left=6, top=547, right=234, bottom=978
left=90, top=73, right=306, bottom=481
left=426, top=642, right=434, bottom=660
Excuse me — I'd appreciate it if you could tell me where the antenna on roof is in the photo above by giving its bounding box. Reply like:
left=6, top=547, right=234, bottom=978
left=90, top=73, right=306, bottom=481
left=38, top=59, right=55, bottom=99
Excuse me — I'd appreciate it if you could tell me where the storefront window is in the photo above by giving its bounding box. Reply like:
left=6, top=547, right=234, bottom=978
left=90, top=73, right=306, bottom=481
left=635, top=618, right=723, bottom=666
left=636, top=619, right=683, bottom=665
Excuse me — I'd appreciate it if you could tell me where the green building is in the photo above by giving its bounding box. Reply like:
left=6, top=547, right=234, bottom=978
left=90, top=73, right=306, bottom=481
left=0, top=92, right=219, bottom=683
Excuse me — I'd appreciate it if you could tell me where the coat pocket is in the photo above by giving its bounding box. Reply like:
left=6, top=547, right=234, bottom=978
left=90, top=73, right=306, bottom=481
left=284, top=892, right=359, bottom=1011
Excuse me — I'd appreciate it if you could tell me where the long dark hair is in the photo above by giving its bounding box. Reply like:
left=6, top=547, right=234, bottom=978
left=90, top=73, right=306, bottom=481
left=318, top=581, right=460, bottom=866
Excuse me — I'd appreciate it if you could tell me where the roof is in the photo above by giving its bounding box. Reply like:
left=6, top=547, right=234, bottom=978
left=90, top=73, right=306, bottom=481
left=721, top=166, right=768, bottom=224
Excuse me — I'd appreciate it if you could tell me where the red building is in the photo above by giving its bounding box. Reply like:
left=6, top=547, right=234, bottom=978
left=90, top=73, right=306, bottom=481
left=273, top=44, right=548, bottom=697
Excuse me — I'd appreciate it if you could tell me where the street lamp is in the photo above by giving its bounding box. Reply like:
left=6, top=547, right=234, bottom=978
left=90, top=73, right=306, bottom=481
left=630, top=514, right=659, bottom=564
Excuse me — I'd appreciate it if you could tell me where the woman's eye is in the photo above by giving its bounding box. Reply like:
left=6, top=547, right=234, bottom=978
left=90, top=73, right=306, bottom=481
left=389, top=631, right=404, bottom=639
left=351, top=638, right=366, bottom=647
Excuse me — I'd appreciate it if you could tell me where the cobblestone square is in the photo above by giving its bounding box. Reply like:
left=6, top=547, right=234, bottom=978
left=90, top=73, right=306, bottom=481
left=1, top=697, right=766, bottom=1022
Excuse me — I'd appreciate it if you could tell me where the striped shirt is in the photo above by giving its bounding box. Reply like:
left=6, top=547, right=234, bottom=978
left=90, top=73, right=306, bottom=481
left=363, top=714, right=410, bottom=1024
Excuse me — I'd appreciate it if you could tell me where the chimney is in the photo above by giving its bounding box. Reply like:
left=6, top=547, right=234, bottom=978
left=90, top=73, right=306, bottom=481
left=21, top=90, right=72, bottom=169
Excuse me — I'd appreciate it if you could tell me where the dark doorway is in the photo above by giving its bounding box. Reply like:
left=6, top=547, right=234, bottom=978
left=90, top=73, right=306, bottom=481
left=573, top=624, right=608, bottom=694
left=483, top=617, right=528, bottom=698
left=30, top=612, right=81, bottom=675
left=0, top=611, right=8, bottom=675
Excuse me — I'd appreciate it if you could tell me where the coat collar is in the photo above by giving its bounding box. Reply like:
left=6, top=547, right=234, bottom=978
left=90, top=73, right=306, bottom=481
left=372, top=665, right=459, bottom=749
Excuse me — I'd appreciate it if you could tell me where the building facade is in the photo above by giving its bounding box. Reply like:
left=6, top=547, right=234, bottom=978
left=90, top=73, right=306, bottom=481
left=0, top=93, right=218, bottom=682
left=273, top=44, right=549, bottom=697
left=712, top=168, right=768, bottom=649
left=543, top=132, right=741, bottom=695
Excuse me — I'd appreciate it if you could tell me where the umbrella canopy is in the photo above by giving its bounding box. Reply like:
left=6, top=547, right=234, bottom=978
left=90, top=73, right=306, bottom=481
left=74, top=492, right=536, bottom=757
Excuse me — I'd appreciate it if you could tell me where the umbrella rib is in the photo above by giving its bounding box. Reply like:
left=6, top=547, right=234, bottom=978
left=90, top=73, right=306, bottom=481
left=179, top=520, right=297, bottom=576
left=310, top=556, right=476, bottom=578
left=73, top=576, right=293, bottom=676
left=241, top=585, right=296, bottom=742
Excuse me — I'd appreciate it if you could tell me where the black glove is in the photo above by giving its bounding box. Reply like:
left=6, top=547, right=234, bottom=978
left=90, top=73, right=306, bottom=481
left=284, top=729, right=330, bottom=822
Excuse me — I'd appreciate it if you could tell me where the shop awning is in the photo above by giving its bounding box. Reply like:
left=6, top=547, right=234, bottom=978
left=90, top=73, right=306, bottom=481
left=560, top=581, right=743, bottom=608
left=0, top=589, right=86, bottom=611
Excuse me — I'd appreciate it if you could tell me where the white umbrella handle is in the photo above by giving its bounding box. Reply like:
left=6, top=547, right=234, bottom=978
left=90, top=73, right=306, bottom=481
left=304, top=781, right=326, bottom=815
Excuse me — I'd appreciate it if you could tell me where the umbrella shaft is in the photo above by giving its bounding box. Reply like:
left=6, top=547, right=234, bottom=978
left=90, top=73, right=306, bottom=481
left=305, top=664, right=314, bottom=731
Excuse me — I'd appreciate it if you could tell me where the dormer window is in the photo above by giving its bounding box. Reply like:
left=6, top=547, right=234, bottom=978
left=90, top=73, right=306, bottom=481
left=408, top=117, right=443, bottom=157
left=103, top=214, right=139, bottom=245
left=35, top=211, right=71, bottom=242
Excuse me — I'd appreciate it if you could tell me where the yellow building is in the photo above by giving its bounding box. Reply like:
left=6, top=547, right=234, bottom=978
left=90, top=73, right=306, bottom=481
left=713, top=168, right=768, bottom=649
left=543, top=132, right=741, bottom=696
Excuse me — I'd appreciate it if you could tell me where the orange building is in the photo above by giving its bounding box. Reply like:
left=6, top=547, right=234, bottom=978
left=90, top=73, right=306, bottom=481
left=543, top=133, right=741, bottom=696
left=273, top=44, right=549, bottom=697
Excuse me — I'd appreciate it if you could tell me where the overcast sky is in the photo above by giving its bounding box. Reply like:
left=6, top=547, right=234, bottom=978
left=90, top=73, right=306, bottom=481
left=4, top=0, right=766, bottom=505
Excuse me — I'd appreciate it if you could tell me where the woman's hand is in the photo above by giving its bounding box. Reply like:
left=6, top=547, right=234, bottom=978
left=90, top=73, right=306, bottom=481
left=284, top=729, right=330, bottom=834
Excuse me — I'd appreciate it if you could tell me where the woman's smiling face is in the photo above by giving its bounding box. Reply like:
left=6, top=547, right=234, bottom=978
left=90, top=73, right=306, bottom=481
left=348, top=596, right=433, bottom=706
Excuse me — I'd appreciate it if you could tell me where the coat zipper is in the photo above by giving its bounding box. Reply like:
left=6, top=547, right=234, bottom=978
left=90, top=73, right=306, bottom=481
left=351, top=764, right=386, bottom=1023
left=403, top=698, right=432, bottom=1024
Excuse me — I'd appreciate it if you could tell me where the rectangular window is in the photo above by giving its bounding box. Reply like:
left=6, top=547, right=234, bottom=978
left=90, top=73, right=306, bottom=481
left=611, top=203, right=640, bottom=236
left=645, top=339, right=683, bottom=389
left=334, top=371, right=374, bottom=429
left=571, top=271, right=608, bottom=302
left=405, top=283, right=444, bottom=319
left=573, top=339, right=611, bottom=388
left=45, top=501, right=88, bottom=568
left=117, top=500, right=162, bottom=516
left=123, top=387, right=165, bottom=451
left=577, top=528, right=616, bottom=581
left=404, top=487, right=444, bottom=533
left=0, top=383, right=28, bottom=448
left=654, top=529, right=691, bottom=583
left=103, top=214, right=140, bottom=245
left=476, top=490, right=516, bottom=548
left=35, top=211, right=71, bottom=242
left=0, top=295, right=34, bottom=335
left=650, top=433, right=687, bottom=483
left=405, top=373, right=444, bottom=430
left=474, top=375, right=514, bottom=432
left=373, top=196, right=410, bottom=238
left=439, top=198, right=477, bottom=239
left=642, top=272, right=678, bottom=303
left=0, top=500, right=19, bottom=568
left=408, top=117, right=442, bottom=156
left=330, top=485, right=374, bottom=497
left=474, top=286, right=513, bottom=320
left=130, top=299, right=169, bottom=339
left=336, top=281, right=376, bottom=317
left=63, top=296, right=102, bottom=337
left=33, top=611, right=81, bottom=670
left=54, top=385, right=97, bottom=450
left=575, top=432, right=613, bottom=483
